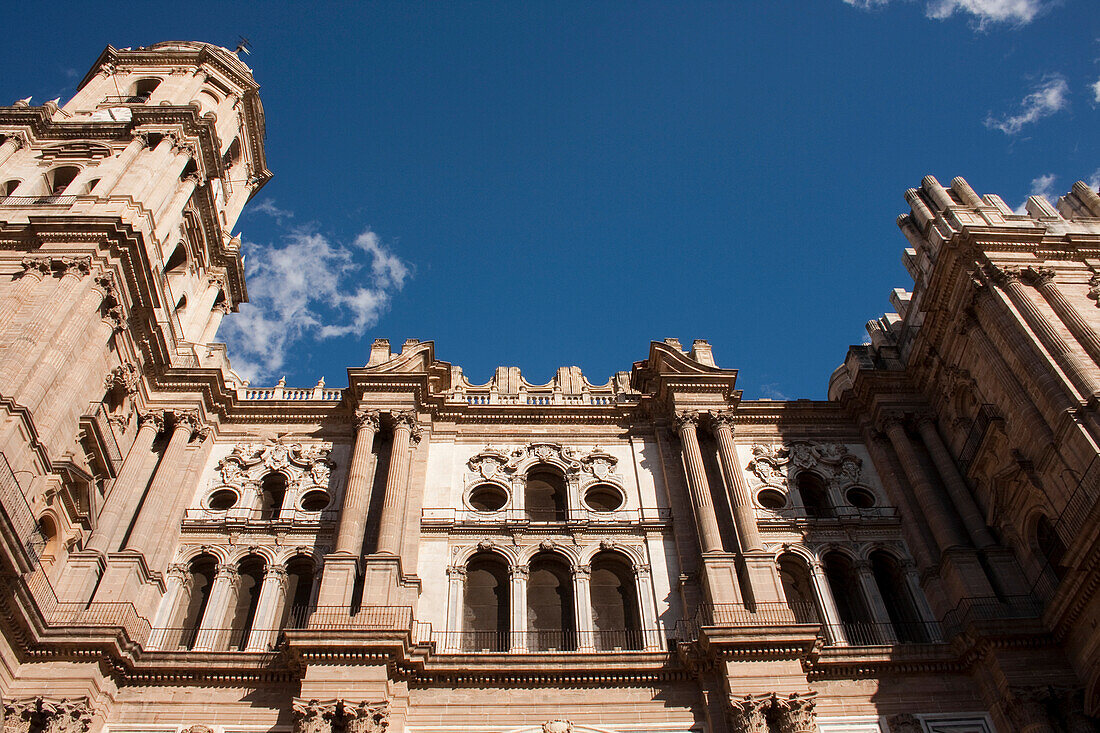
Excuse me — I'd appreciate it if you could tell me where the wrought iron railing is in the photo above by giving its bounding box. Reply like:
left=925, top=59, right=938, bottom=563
left=0, top=195, right=77, bottom=206
left=430, top=629, right=650, bottom=653
left=285, top=605, right=413, bottom=631
left=957, top=404, right=998, bottom=474
left=421, top=507, right=672, bottom=524
left=50, top=602, right=151, bottom=645
left=182, top=507, right=339, bottom=524
left=0, top=453, right=44, bottom=566
left=939, top=595, right=1042, bottom=638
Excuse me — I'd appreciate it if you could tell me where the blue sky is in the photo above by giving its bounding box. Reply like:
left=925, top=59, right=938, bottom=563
left=4, top=1, right=1098, bottom=398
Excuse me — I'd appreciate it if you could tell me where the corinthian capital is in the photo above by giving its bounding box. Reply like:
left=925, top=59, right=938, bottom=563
left=726, top=694, right=771, bottom=733
left=342, top=700, right=389, bottom=733
left=773, top=692, right=817, bottom=733
left=984, top=263, right=1021, bottom=285
left=38, top=698, right=93, bottom=733
left=354, top=409, right=381, bottom=432
left=1022, top=266, right=1056, bottom=286
left=708, top=410, right=736, bottom=432
left=291, top=698, right=339, bottom=733
left=19, top=257, right=52, bottom=278
left=673, top=411, right=699, bottom=431
left=58, top=256, right=92, bottom=278
left=138, top=410, right=165, bottom=433
left=171, top=409, right=201, bottom=434
left=3, top=132, right=27, bottom=149
left=876, top=409, right=907, bottom=433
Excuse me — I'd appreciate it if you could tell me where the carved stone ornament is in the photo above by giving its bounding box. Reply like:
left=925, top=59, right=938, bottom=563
left=746, top=442, right=862, bottom=489
left=291, top=698, right=339, bottom=733
left=885, top=714, right=922, bottom=733
left=467, top=443, right=609, bottom=482
left=2, top=698, right=93, bottom=733
left=343, top=701, right=389, bottom=733
left=19, top=257, right=52, bottom=279
left=541, top=721, right=573, bottom=733
left=726, top=694, right=772, bottom=733
left=580, top=445, right=618, bottom=480
left=773, top=692, right=817, bottom=733
left=182, top=726, right=214, bottom=733
left=217, top=438, right=335, bottom=493
left=104, top=362, right=140, bottom=394
left=355, top=409, right=381, bottom=432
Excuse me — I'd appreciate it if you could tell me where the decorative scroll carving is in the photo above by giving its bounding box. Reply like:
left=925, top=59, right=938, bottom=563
left=726, top=694, right=771, bottom=733
left=746, top=442, right=862, bottom=489
left=182, top=726, right=213, bottom=733
left=354, top=409, right=381, bottom=432
left=1089, top=273, right=1100, bottom=307
left=2, top=698, right=35, bottom=733
left=215, top=438, right=335, bottom=494
left=466, top=443, right=614, bottom=482
left=343, top=701, right=389, bottom=733
left=18, top=258, right=52, bottom=279
left=579, top=445, right=618, bottom=480
left=1, top=698, right=92, bottom=733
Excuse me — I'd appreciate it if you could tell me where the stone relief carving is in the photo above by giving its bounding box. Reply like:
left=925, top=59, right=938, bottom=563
left=291, top=699, right=338, bottom=733
left=726, top=692, right=817, bottom=733
left=542, top=722, right=573, bottom=733
left=726, top=694, right=772, bottom=733
left=215, top=438, right=336, bottom=492
left=1, top=698, right=92, bottom=733
left=747, top=441, right=862, bottom=489
left=466, top=443, right=616, bottom=484
left=886, top=714, right=922, bottom=733
left=342, top=701, right=389, bottom=733
left=290, top=699, right=388, bottom=733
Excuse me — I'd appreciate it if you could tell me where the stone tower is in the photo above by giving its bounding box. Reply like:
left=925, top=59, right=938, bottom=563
left=0, top=41, right=269, bottom=613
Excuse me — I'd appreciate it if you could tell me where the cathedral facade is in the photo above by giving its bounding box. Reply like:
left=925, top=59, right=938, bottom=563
left=0, top=41, right=1098, bottom=733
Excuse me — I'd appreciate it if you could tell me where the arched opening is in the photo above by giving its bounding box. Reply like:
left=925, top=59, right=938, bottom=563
left=527, top=552, right=575, bottom=651
left=47, top=166, right=80, bottom=196
left=796, top=472, right=834, bottom=518
left=589, top=551, right=642, bottom=650
left=525, top=467, right=567, bottom=521
left=823, top=552, right=875, bottom=644
left=196, top=90, right=220, bottom=117
left=179, top=553, right=216, bottom=650
left=468, top=483, right=508, bottom=512
left=1035, top=514, right=1068, bottom=581
left=869, top=551, right=928, bottom=643
left=82, top=178, right=100, bottom=194
left=128, top=78, right=161, bottom=103
left=776, top=554, right=820, bottom=623
left=259, top=473, right=287, bottom=520
left=165, top=243, right=188, bottom=277
left=282, top=556, right=316, bottom=628
left=36, top=515, right=60, bottom=566
left=3, top=179, right=21, bottom=197
left=463, top=552, right=510, bottom=651
left=223, top=137, right=241, bottom=168
left=229, top=555, right=265, bottom=650
left=583, top=483, right=624, bottom=512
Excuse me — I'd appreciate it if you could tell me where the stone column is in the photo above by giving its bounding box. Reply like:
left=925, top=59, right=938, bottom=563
left=444, top=565, right=465, bottom=652
left=245, top=566, right=289, bottom=651
left=989, top=264, right=1100, bottom=400
left=0, top=133, right=24, bottom=167
left=376, top=412, right=420, bottom=556
left=0, top=257, right=91, bottom=386
left=709, top=412, right=762, bottom=552
left=902, top=560, right=943, bottom=642
left=726, top=694, right=772, bottom=733
left=573, top=564, right=595, bottom=650
left=880, top=414, right=968, bottom=552
left=153, top=173, right=200, bottom=243
left=510, top=565, right=528, bottom=652
left=124, top=412, right=198, bottom=558
left=0, top=257, right=51, bottom=333
left=90, top=134, right=148, bottom=196
left=914, top=413, right=995, bottom=549
left=199, top=302, right=229, bottom=344
left=335, top=410, right=381, bottom=554
left=85, top=412, right=162, bottom=554
left=1026, top=267, right=1100, bottom=364
left=774, top=692, right=818, bottom=733
left=855, top=561, right=898, bottom=644
left=674, top=412, right=724, bottom=553
left=192, top=563, right=238, bottom=652
left=808, top=560, right=847, bottom=645
left=635, top=564, right=663, bottom=651
left=148, top=563, right=192, bottom=650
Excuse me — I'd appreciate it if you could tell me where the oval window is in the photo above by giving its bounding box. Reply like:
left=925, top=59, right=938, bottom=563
left=757, top=489, right=787, bottom=510
left=207, top=489, right=237, bottom=511
left=584, top=484, right=624, bottom=512
left=469, top=484, right=508, bottom=512
left=846, top=487, right=877, bottom=509
left=300, top=490, right=331, bottom=512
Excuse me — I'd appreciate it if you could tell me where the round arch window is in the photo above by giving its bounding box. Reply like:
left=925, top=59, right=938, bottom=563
left=468, top=483, right=508, bottom=512
left=583, top=484, right=624, bottom=512
left=300, top=490, right=331, bottom=513
left=207, top=489, right=238, bottom=511
left=757, top=488, right=787, bottom=510
left=845, top=487, right=877, bottom=509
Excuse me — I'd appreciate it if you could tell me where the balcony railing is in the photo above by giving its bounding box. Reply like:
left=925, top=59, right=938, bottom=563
left=0, top=195, right=77, bottom=207
left=430, top=629, right=652, bottom=653
left=701, top=602, right=820, bottom=627
left=757, top=505, right=899, bottom=521
left=421, top=507, right=672, bottom=525
left=940, top=595, right=1042, bottom=638
left=0, top=453, right=44, bottom=567
left=821, top=620, right=940, bottom=646
left=285, top=605, right=413, bottom=631
left=147, top=626, right=264, bottom=652
left=182, top=508, right=339, bottom=524
left=50, top=602, right=151, bottom=645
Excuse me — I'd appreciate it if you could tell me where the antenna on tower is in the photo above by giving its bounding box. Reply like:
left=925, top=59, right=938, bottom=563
left=234, top=37, right=252, bottom=56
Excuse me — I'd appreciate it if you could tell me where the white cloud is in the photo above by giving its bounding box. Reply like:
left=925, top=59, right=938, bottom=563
left=1014, top=173, right=1057, bottom=214
left=758, top=382, right=791, bottom=400
left=985, top=75, right=1069, bottom=135
left=218, top=227, right=411, bottom=382
left=250, top=198, right=295, bottom=225
left=843, top=0, right=1053, bottom=27
left=1088, top=169, right=1100, bottom=190
left=1092, top=78, right=1100, bottom=103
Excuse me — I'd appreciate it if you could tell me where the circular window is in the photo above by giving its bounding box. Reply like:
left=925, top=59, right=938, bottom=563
left=300, top=490, right=331, bottom=512
left=584, top=484, right=624, bottom=512
left=207, top=489, right=238, bottom=511
left=469, top=484, right=508, bottom=512
left=846, top=487, right=877, bottom=509
left=757, top=489, right=787, bottom=510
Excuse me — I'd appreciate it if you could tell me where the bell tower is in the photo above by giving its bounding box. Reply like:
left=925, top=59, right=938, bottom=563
left=0, top=42, right=270, bottom=603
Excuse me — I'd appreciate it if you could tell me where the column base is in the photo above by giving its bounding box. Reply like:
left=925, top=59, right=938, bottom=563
left=939, top=546, right=996, bottom=601
left=700, top=551, right=744, bottom=605
left=317, top=553, right=360, bottom=608
left=741, top=550, right=784, bottom=605
left=55, top=550, right=105, bottom=603
left=361, top=554, right=419, bottom=606
left=92, top=550, right=165, bottom=613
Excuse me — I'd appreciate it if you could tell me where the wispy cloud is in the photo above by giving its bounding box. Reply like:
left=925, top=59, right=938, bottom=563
left=218, top=227, right=411, bottom=382
left=843, top=0, right=1053, bottom=26
left=984, top=75, right=1069, bottom=135
left=1088, top=169, right=1100, bottom=190
left=758, top=382, right=790, bottom=400
left=250, top=198, right=295, bottom=226
left=1014, top=173, right=1057, bottom=214
left=1092, top=78, right=1100, bottom=104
